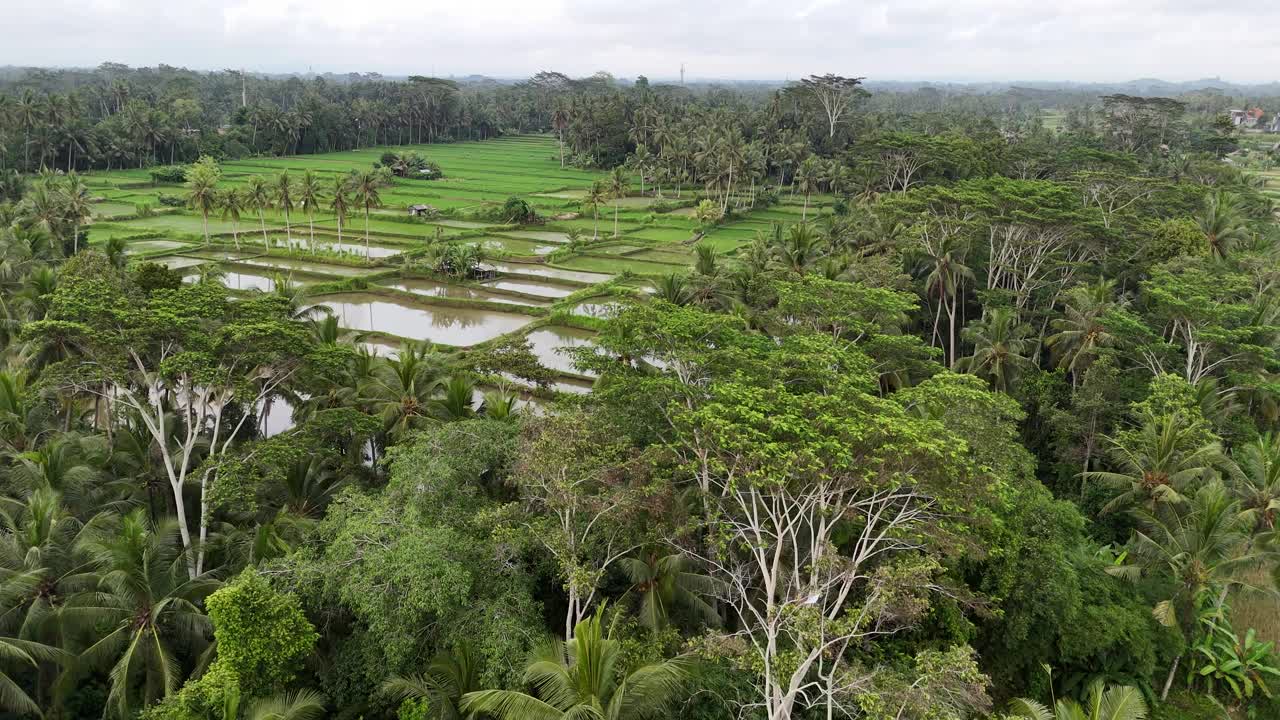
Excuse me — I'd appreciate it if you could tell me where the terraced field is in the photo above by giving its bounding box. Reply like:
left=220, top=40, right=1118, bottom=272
left=81, top=134, right=824, bottom=404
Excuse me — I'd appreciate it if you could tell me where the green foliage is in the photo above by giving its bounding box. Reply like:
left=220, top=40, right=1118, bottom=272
left=4, top=68, right=1280, bottom=720
left=205, top=569, right=319, bottom=699
left=132, top=261, right=184, bottom=295
left=284, top=420, right=540, bottom=704
left=1187, top=599, right=1280, bottom=702
left=1144, top=218, right=1206, bottom=263
left=149, top=165, right=189, bottom=184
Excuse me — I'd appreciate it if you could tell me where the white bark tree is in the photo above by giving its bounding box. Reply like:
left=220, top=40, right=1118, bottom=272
left=693, top=480, right=942, bottom=720
left=76, top=342, right=298, bottom=579
left=799, top=74, right=867, bottom=140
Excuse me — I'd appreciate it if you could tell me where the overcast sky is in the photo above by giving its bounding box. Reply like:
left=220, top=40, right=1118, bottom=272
left=3, top=0, right=1277, bottom=83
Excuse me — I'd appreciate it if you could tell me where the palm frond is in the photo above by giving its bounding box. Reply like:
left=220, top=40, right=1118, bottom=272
left=461, top=689, right=566, bottom=720
left=247, top=689, right=327, bottom=720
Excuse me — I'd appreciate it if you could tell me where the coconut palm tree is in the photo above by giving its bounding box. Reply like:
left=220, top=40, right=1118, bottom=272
left=329, top=175, right=351, bottom=247
left=430, top=375, right=478, bottom=422
left=688, top=245, right=731, bottom=309
left=0, top=489, right=83, bottom=710
left=382, top=645, right=481, bottom=720
left=20, top=183, right=66, bottom=254
left=359, top=342, right=447, bottom=439
left=479, top=389, right=522, bottom=422
left=794, top=155, right=821, bottom=221
left=219, top=187, right=246, bottom=251
left=1084, top=413, right=1228, bottom=514
left=607, top=167, right=629, bottom=238
left=955, top=308, right=1034, bottom=394
left=584, top=182, right=607, bottom=240
left=186, top=172, right=219, bottom=247
left=10, top=433, right=108, bottom=502
left=275, top=456, right=344, bottom=520
left=0, top=636, right=66, bottom=716
left=274, top=170, right=295, bottom=242
left=0, top=370, right=36, bottom=452
left=69, top=510, right=219, bottom=718
left=771, top=222, right=825, bottom=275
left=619, top=552, right=720, bottom=630
left=461, top=606, right=690, bottom=720
left=297, top=169, right=324, bottom=252
left=1232, top=432, right=1280, bottom=531
left=654, top=274, right=693, bottom=306
left=1197, top=191, right=1250, bottom=260
left=308, top=313, right=343, bottom=346
left=245, top=175, right=273, bottom=249
left=246, top=690, right=327, bottom=720
left=1129, top=481, right=1272, bottom=699
left=60, top=173, right=91, bottom=254
left=552, top=108, right=569, bottom=167
left=351, top=170, right=384, bottom=260
left=102, top=236, right=129, bottom=269
left=1047, top=280, right=1120, bottom=383
left=1009, top=679, right=1147, bottom=720
left=14, top=265, right=57, bottom=321
left=915, top=232, right=973, bottom=368
left=15, top=90, right=40, bottom=172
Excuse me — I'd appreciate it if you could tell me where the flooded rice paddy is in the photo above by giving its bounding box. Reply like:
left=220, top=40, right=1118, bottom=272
left=316, top=292, right=534, bottom=346
left=525, top=326, right=599, bottom=375
left=381, top=278, right=552, bottom=306
left=490, top=262, right=614, bottom=284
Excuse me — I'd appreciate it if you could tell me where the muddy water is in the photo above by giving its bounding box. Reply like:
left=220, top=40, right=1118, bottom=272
left=184, top=270, right=282, bottom=292
left=151, top=255, right=207, bottom=270
left=482, top=278, right=576, bottom=299
left=241, top=257, right=379, bottom=277
left=525, top=326, right=600, bottom=376
left=383, top=278, right=551, bottom=306
left=552, top=377, right=595, bottom=394
left=316, top=293, right=534, bottom=346
left=274, top=236, right=403, bottom=258
left=490, top=262, right=614, bottom=284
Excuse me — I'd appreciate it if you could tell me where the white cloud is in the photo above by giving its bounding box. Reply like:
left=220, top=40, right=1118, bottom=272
left=2, top=0, right=1278, bottom=83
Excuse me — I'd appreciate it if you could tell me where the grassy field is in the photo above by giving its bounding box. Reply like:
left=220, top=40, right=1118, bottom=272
left=1042, top=109, right=1067, bottom=132
left=84, top=134, right=824, bottom=389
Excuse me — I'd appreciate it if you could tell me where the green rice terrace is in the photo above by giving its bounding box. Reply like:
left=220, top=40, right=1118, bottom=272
left=83, top=134, right=828, bottom=423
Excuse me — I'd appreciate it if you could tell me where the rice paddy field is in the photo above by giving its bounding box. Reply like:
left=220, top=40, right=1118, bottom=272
left=82, top=134, right=823, bottom=399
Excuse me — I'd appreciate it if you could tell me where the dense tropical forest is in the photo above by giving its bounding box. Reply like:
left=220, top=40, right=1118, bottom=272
left=0, top=64, right=1277, bottom=720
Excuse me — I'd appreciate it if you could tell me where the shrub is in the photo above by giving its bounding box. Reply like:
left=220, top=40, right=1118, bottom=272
left=379, top=151, right=443, bottom=179
left=132, top=262, right=183, bottom=295
left=204, top=568, right=318, bottom=698
left=148, top=165, right=188, bottom=183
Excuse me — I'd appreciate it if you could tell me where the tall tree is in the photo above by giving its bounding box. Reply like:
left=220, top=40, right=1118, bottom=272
left=328, top=175, right=351, bottom=248
left=798, top=74, right=867, bottom=140
left=61, top=173, right=91, bottom=254
left=956, top=307, right=1034, bottom=393
left=275, top=170, right=295, bottom=241
left=351, top=170, right=384, bottom=260
left=245, top=175, right=273, bottom=250
left=607, top=167, right=629, bottom=238
left=219, top=187, right=246, bottom=251
left=71, top=510, right=218, bottom=717
left=296, top=169, right=324, bottom=252
left=185, top=156, right=221, bottom=246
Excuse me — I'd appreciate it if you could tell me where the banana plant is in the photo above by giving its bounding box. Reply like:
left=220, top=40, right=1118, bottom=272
left=1190, top=606, right=1280, bottom=701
